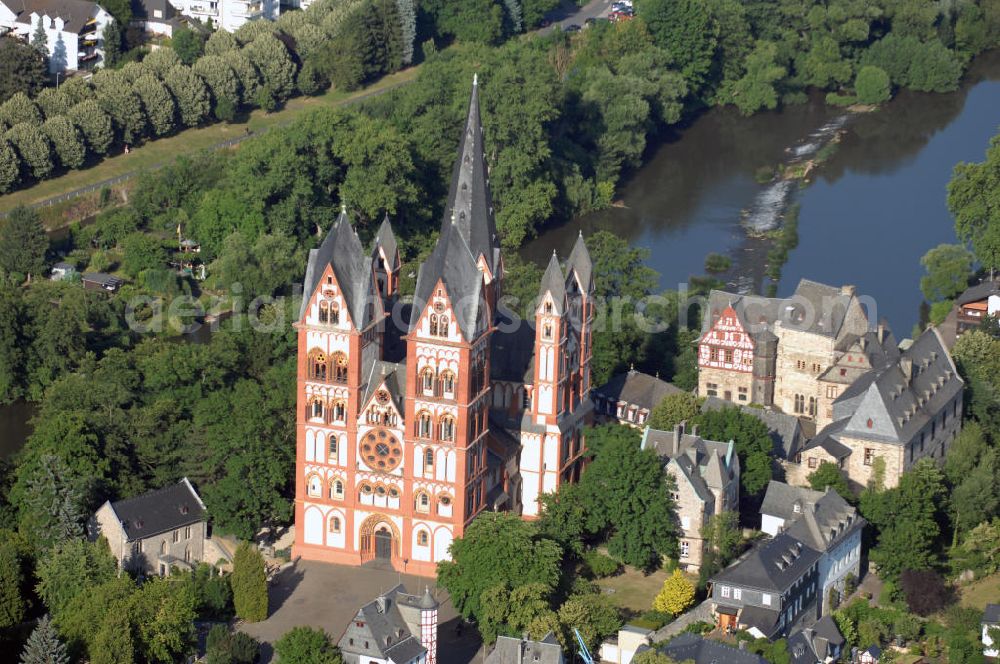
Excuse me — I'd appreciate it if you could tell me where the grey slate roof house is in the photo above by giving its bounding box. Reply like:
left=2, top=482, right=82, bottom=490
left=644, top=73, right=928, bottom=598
left=88, top=478, right=207, bottom=576
left=710, top=531, right=822, bottom=637
left=642, top=423, right=740, bottom=570
left=641, top=632, right=767, bottom=664
left=337, top=584, right=438, bottom=664
left=788, top=615, right=845, bottom=664
left=485, top=633, right=564, bottom=664
left=760, top=481, right=864, bottom=617
left=593, top=368, right=683, bottom=427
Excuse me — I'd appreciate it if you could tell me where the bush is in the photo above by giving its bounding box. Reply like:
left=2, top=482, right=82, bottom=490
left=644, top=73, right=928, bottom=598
left=206, top=624, right=259, bottom=664
left=583, top=551, right=621, bottom=578
left=855, top=65, right=891, bottom=104
left=653, top=569, right=696, bottom=616
left=704, top=253, right=732, bottom=273
left=231, top=542, right=267, bottom=622
left=274, top=626, right=341, bottom=664
left=633, top=610, right=673, bottom=630
left=900, top=569, right=954, bottom=616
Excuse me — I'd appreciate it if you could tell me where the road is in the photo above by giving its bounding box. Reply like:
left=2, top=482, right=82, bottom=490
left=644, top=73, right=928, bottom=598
left=539, top=0, right=615, bottom=34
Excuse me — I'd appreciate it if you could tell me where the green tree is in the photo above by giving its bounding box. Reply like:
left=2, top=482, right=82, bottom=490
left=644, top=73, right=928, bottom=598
left=700, top=510, right=742, bottom=563
left=93, top=71, right=147, bottom=145
left=479, top=582, right=555, bottom=644
left=6, top=122, right=53, bottom=180
left=133, top=73, right=177, bottom=137
left=68, top=100, right=114, bottom=155
left=41, top=115, right=86, bottom=170
left=99, top=0, right=131, bottom=24
left=20, top=615, right=70, bottom=664
left=798, top=36, right=853, bottom=90
left=274, top=626, right=342, bottom=664
left=231, top=542, right=268, bottom=622
left=556, top=592, right=622, bottom=654
left=0, top=206, right=48, bottom=279
left=438, top=512, right=562, bottom=624
left=808, top=461, right=854, bottom=502
left=172, top=26, right=205, bottom=65
left=206, top=625, right=260, bottom=664
left=31, top=17, right=48, bottom=55
left=164, top=65, right=210, bottom=127
left=121, top=232, right=168, bottom=277
left=648, top=392, right=703, bottom=431
left=951, top=448, right=1000, bottom=537
left=0, top=138, right=20, bottom=192
left=336, top=115, right=419, bottom=223
left=0, top=36, right=49, bottom=102
left=694, top=406, right=774, bottom=496
left=102, top=21, right=122, bottom=67
left=426, top=0, right=506, bottom=45
left=854, top=65, right=891, bottom=104
left=652, top=568, right=696, bottom=615
left=920, top=243, right=974, bottom=302
left=945, top=421, right=988, bottom=485
left=247, top=35, right=297, bottom=102
left=205, top=29, right=238, bottom=56
left=579, top=424, right=678, bottom=569
left=143, top=48, right=181, bottom=78
left=636, top=0, right=717, bottom=89
left=0, top=92, right=44, bottom=128
left=948, top=134, right=1000, bottom=274
left=56, top=576, right=135, bottom=657
left=193, top=55, right=240, bottom=116
left=0, top=541, right=25, bottom=629
left=91, top=603, right=136, bottom=664
left=129, top=576, right=197, bottom=662
left=35, top=539, right=117, bottom=618
left=632, top=652, right=681, bottom=664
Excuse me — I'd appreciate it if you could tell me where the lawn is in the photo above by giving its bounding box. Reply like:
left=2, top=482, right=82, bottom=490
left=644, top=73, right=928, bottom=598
left=596, top=566, right=673, bottom=614
left=0, top=67, right=419, bottom=216
left=959, top=573, right=1000, bottom=611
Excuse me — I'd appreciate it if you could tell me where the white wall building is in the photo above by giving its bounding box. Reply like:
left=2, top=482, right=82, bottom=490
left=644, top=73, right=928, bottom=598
left=0, top=0, right=113, bottom=73
left=136, top=0, right=278, bottom=33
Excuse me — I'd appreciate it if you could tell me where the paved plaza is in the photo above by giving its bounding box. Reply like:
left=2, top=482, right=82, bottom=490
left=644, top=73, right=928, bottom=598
left=239, top=559, right=483, bottom=663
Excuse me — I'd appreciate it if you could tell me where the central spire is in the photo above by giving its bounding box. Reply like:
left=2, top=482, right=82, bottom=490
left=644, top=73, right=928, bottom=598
left=442, top=74, right=500, bottom=275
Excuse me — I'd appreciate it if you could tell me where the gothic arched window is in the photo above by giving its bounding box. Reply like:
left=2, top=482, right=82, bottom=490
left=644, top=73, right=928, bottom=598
left=332, top=400, right=346, bottom=423
left=310, top=398, right=324, bottom=420
left=440, top=415, right=455, bottom=442
left=417, top=411, right=433, bottom=439
left=309, top=350, right=328, bottom=381
left=421, top=368, right=435, bottom=394
left=429, top=314, right=439, bottom=336
left=440, top=370, right=456, bottom=396
left=332, top=352, right=348, bottom=383
left=425, top=448, right=435, bottom=468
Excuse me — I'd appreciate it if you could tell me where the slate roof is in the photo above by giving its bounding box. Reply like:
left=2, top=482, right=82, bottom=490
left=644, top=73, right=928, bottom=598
left=712, top=532, right=822, bottom=593
left=565, top=231, right=593, bottom=294
left=359, top=358, right=406, bottom=413
left=594, top=369, right=682, bottom=412
left=789, top=616, right=845, bottom=664
left=984, top=604, right=1000, bottom=624
left=299, top=207, right=378, bottom=328
left=659, top=632, right=767, bottom=664
left=338, top=585, right=430, bottom=663
left=821, top=327, right=900, bottom=383
left=760, top=481, right=824, bottom=522
left=110, top=478, right=205, bottom=542
left=485, top=632, right=563, bottom=664
left=5, top=0, right=102, bottom=32
left=490, top=323, right=535, bottom=383
left=767, top=483, right=865, bottom=553
left=82, top=272, right=124, bottom=287
left=538, top=251, right=566, bottom=314
left=646, top=427, right=738, bottom=505
left=701, top=396, right=804, bottom=458
left=702, top=279, right=859, bottom=341
left=373, top=214, right=400, bottom=270
left=836, top=327, right=963, bottom=444
left=739, top=604, right=782, bottom=635
left=131, top=0, right=175, bottom=22
left=956, top=280, right=1000, bottom=306
left=440, top=74, right=500, bottom=276
left=800, top=419, right=852, bottom=459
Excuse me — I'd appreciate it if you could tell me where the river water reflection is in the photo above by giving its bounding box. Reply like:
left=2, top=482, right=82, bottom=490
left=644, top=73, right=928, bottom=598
left=524, top=51, right=1000, bottom=335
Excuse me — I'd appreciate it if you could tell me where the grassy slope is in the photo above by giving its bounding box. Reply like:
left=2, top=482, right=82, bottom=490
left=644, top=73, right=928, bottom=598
left=0, top=67, right=419, bottom=213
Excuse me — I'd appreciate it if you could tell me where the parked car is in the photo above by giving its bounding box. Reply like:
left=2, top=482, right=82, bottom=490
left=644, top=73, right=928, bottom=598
left=564, top=23, right=581, bottom=32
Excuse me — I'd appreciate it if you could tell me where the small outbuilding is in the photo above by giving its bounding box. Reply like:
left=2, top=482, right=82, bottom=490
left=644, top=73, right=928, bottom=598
left=82, top=272, right=124, bottom=293
left=50, top=262, right=77, bottom=281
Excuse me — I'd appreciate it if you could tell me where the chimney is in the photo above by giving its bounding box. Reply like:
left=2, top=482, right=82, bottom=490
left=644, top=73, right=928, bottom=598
left=691, top=424, right=699, bottom=437
left=671, top=423, right=683, bottom=457
left=841, top=284, right=856, bottom=297
left=877, top=321, right=886, bottom=344
left=900, top=357, right=913, bottom=383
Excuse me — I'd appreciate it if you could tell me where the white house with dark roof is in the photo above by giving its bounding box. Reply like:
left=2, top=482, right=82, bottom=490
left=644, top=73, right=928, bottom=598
left=337, top=584, right=438, bottom=664
left=710, top=531, right=822, bottom=637
left=485, top=633, right=564, bottom=664
left=760, top=481, right=864, bottom=616
left=983, top=604, right=1000, bottom=657
left=0, top=0, right=113, bottom=72
left=593, top=368, right=683, bottom=427
left=642, top=423, right=739, bottom=570
left=88, top=478, right=207, bottom=576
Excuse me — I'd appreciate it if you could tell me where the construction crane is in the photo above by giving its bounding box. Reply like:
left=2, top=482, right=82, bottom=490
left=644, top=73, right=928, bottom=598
left=574, top=628, right=595, bottom=664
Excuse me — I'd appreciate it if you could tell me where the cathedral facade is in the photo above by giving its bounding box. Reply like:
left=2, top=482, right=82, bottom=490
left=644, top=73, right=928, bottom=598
left=292, top=78, right=594, bottom=576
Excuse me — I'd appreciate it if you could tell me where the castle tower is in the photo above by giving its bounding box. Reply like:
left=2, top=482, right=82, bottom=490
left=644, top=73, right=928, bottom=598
left=372, top=214, right=401, bottom=298
left=418, top=587, right=439, bottom=663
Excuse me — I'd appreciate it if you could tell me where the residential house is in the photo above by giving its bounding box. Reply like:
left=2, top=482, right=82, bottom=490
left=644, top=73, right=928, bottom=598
left=593, top=368, right=682, bottom=427
left=639, top=632, right=768, bottom=664
left=788, top=615, right=845, bottom=664
left=698, top=280, right=870, bottom=419
left=858, top=645, right=881, bottom=664
left=130, top=0, right=183, bottom=35
left=941, top=280, right=1000, bottom=348
left=794, top=327, right=963, bottom=489
left=760, top=482, right=864, bottom=615
left=710, top=532, right=822, bottom=638
left=50, top=261, right=76, bottom=281
left=485, top=633, right=563, bottom=664
left=642, top=423, right=740, bottom=570
left=814, top=324, right=900, bottom=428
left=983, top=604, right=1000, bottom=658
left=0, top=0, right=114, bottom=72
left=171, top=0, right=277, bottom=32
left=599, top=625, right=653, bottom=664
left=88, top=478, right=207, bottom=576
left=337, top=584, right=438, bottom=664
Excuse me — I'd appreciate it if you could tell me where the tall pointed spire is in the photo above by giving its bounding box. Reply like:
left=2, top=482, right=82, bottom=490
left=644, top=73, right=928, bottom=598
left=442, top=74, right=500, bottom=274
left=566, top=231, right=593, bottom=294
left=538, top=250, right=566, bottom=314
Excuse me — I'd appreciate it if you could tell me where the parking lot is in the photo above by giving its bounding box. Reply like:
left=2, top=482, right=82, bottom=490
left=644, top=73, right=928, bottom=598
left=239, top=559, right=484, bottom=663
